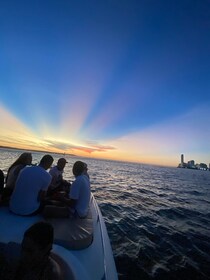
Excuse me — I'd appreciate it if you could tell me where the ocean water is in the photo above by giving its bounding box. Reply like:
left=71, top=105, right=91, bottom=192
left=0, top=148, right=210, bottom=280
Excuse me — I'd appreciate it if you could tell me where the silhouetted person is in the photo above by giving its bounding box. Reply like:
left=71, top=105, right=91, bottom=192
left=0, top=169, right=4, bottom=203
left=0, top=222, right=61, bottom=280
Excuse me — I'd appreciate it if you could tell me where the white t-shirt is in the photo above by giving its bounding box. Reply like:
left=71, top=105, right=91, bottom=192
left=70, top=175, right=90, bottom=218
left=49, top=166, right=63, bottom=189
left=9, top=166, right=51, bottom=215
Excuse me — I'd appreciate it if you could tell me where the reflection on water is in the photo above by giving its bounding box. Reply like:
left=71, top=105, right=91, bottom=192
left=0, top=148, right=210, bottom=279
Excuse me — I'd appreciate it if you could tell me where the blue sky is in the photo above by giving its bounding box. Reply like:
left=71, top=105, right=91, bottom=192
left=0, top=0, right=210, bottom=166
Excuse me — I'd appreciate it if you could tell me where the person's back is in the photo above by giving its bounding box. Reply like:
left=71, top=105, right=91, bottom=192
left=70, top=174, right=90, bottom=218
left=43, top=161, right=90, bottom=219
left=1, top=165, right=25, bottom=206
left=10, top=154, right=53, bottom=216
left=5, top=152, right=32, bottom=191
left=48, top=158, right=70, bottom=196
left=6, top=164, right=25, bottom=190
left=1, top=153, right=32, bottom=205
left=48, top=165, right=63, bottom=192
left=1, top=165, right=24, bottom=206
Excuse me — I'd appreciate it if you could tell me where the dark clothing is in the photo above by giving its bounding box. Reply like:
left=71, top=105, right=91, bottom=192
left=0, top=242, right=60, bottom=280
left=1, top=164, right=26, bottom=205
left=0, top=169, right=4, bottom=194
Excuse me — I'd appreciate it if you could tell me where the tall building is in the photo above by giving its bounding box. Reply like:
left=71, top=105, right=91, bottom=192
left=181, top=154, right=184, bottom=164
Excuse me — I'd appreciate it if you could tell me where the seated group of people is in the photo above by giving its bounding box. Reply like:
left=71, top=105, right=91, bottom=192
left=0, top=153, right=90, bottom=219
left=0, top=154, right=90, bottom=279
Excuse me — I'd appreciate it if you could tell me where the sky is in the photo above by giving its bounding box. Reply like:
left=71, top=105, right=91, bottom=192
left=0, top=0, right=210, bottom=167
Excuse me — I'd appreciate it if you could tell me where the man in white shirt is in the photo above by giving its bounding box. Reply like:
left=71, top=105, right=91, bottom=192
left=10, top=154, right=54, bottom=216
left=57, top=161, right=90, bottom=218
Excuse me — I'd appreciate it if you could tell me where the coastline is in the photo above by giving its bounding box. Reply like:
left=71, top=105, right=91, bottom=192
left=0, top=145, right=76, bottom=157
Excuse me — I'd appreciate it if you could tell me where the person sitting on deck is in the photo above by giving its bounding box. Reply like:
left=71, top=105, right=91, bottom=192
left=9, top=154, right=53, bottom=216
left=59, top=161, right=90, bottom=218
left=1, top=152, right=32, bottom=204
left=0, top=221, right=62, bottom=280
left=43, top=161, right=90, bottom=219
left=47, top=158, right=71, bottom=197
left=0, top=169, right=4, bottom=190
left=0, top=169, right=4, bottom=204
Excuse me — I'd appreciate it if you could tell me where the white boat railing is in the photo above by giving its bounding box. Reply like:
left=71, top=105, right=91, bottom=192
left=92, top=196, right=118, bottom=280
left=95, top=201, right=107, bottom=280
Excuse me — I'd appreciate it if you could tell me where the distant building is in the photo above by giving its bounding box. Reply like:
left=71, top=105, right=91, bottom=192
left=178, top=154, right=209, bottom=171
left=178, top=154, right=186, bottom=168
left=187, top=160, right=195, bottom=169
left=198, top=163, right=208, bottom=170
left=181, top=154, right=184, bottom=165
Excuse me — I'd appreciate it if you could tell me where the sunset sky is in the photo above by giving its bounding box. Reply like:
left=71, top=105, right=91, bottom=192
left=0, top=0, right=210, bottom=167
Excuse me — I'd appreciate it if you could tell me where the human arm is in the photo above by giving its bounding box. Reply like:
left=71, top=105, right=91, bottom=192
left=55, top=194, right=76, bottom=208
left=49, top=167, right=64, bottom=189
left=49, top=177, right=57, bottom=189
left=48, top=171, right=59, bottom=189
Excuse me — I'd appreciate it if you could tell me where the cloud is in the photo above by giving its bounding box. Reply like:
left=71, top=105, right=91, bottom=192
left=85, top=140, right=116, bottom=152
left=44, top=139, right=116, bottom=154
left=43, top=139, right=73, bottom=151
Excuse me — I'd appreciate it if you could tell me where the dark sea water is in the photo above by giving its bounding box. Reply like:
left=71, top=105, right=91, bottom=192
left=1, top=148, right=210, bottom=280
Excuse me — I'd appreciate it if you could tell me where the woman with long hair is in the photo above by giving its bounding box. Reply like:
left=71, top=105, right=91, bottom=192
left=1, top=152, right=32, bottom=204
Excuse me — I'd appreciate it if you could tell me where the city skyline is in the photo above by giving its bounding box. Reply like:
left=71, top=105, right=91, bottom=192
left=0, top=0, right=210, bottom=167
left=178, top=153, right=209, bottom=170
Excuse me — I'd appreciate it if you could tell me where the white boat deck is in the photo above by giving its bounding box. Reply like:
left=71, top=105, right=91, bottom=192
left=0, top=195, right=118, bottom=280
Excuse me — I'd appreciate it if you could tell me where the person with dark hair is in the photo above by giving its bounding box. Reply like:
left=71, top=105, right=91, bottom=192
left=9, top=154, right=54, bottom=216
left=48, top=158, right=71, bottom=197
left=5, top=152, right=32, bottom=189
left=0, top=222, right=61, bottom=280
left=1, top=153, right=32, bottom=204
left=23, top=221, right=54, bottom=249
left=0, top=169, right=4, bottom=203
left=0, top=169, right=4, bottom=191
left=72, top=161, right=85, bottom=177
left=15, top=222, right=57, bottom=279
left=57, top=161, right=90, bottom=218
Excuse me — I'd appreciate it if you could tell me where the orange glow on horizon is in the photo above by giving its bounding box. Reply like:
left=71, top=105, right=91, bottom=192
left=0, top=103, right=209, bottom=168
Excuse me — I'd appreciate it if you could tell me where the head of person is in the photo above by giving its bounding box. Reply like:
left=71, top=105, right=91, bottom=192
left=57, top=158, right=68, bottom=171
left=39, top=154, right=54, bottom=170
left=83, top=162, right=89, bottom=178
left=72, top=161, right=88, bottom=177
left=11, top=152, right=32, bottom=168
left=21, top=222, right=54, bottom=265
